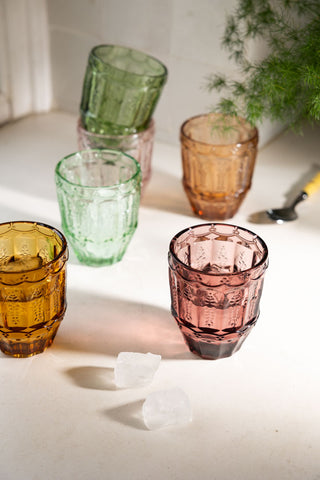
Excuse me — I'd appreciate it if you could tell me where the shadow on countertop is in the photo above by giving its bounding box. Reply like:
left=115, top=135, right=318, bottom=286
left=141, top=169, right=194, bottom=217
left=54, top=288, right=194, bottom=361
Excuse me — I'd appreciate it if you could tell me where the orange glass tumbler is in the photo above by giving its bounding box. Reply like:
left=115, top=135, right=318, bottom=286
left=180, top=113, right=259, bottom=220
left=0, top=222, right=68, bottom=357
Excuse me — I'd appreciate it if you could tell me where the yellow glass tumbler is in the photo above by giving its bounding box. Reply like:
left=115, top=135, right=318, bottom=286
left=0, top=222, right=68, bottom=357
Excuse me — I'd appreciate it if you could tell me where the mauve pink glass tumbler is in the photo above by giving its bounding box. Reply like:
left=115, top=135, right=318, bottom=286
left=168, top=223, right=269, bottom=360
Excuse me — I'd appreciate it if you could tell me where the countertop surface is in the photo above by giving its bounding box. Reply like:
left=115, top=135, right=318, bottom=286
left=0, top=112, right=319, bottom=480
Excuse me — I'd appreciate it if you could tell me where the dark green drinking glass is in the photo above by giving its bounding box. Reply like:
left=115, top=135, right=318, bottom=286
left=80, top=44, right=168, bottom=135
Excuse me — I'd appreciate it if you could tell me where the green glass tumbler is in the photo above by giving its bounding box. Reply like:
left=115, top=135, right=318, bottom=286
left=80, top=44, right=167, bottom=135
left=55, top=149, right=141, bottom=266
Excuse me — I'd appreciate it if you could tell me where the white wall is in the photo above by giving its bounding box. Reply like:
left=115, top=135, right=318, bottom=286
left=0, top=0, right=52, bottom=124
left=47, top=0, right=282, bottom=146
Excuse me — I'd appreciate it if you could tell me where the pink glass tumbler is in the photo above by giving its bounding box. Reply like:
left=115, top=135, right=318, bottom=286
left=77, top=118, right=154, bottom=195
left=168, top=223, right=269, bottom=360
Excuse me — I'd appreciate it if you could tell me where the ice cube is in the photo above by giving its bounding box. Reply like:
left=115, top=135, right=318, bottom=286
left=114, top=352, right=161, bottom=388
left=143, top=387, right=192, bottom=430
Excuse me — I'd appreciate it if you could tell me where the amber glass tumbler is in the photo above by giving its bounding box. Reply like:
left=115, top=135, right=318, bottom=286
left=0, top=222, right=68, bottom=357
left=180, top=114, right=258, bottom=220
left=168, top=223, right=268, bottom=360
left=77, top=118, right=155, bottom=195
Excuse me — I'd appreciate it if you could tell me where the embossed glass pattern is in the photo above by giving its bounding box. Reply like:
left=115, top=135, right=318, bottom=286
left=77, top=118, right=154, bottom=195
left=80, top=44, right=167, bottom=135
left=55, top=149, right=141, bottom=266
left=0, top=222, right=68, bottom=357
left=168, top=223, right=268, bottom=360
left=180, top=114, right=259, bottom=220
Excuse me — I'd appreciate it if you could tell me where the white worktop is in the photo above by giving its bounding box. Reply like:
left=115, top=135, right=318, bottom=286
left=0, top=112, right=319, bottom=480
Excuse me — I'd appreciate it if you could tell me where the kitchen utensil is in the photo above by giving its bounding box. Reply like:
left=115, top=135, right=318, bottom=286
left=267, top=171, right=320, bottom=223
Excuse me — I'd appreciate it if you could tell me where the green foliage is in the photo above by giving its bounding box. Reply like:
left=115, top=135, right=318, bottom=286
left=207, top=0, right=320, bottom=130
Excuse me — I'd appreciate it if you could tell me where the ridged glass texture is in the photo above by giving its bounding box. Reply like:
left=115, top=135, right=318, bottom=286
left=0, top=222, right=68, bottom=357
left=168, top=223, right=268, bottom=360
left=55, top=149, right=141, bottom=266
left=77, top=118, right=154, bottom=195
left=80, top=44, right=167, bottom=135
left=180, top=113, right=259, bottom=220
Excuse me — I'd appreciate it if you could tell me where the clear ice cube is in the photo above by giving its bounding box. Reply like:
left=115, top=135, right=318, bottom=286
left=143, top=387, right=192, bottom=430
left=114, top=352, right=161, bottom=388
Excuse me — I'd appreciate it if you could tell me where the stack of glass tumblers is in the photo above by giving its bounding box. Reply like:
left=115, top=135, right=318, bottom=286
left=77, top=44, right=168, bottom=194
left=55, top=45, right=168, bottom=268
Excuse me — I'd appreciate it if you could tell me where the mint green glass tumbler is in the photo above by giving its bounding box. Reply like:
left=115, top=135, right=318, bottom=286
left=55, top=149, right=141, bottom=266
left=80, top=44, right=167, bottom=135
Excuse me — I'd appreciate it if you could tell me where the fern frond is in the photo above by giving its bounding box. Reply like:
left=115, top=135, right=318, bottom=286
left=207, top=0, right=320, bottom=129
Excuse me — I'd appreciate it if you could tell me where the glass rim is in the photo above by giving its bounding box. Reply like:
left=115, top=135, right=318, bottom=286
left=180, top=113, right=258, bottom=148
left=55, top=149, right=141, bottom=190
left=169, top=222, right=268, bottom=277
left=0, top=221, right=68, bottom=274
left=90, top=44, right=168, bottom=80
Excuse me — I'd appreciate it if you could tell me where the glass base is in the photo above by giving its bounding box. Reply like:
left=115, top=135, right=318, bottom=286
left=75, top=251, right=126, bottom=267
left=183, top=183, right=247, bottom=220
left=173, top=313, right=255, bottom=360
left=81, top=113, right=148, bottom=136
left=182, top=332, right=248, bottom=360
left=0, top=320, right=62, bottom=358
